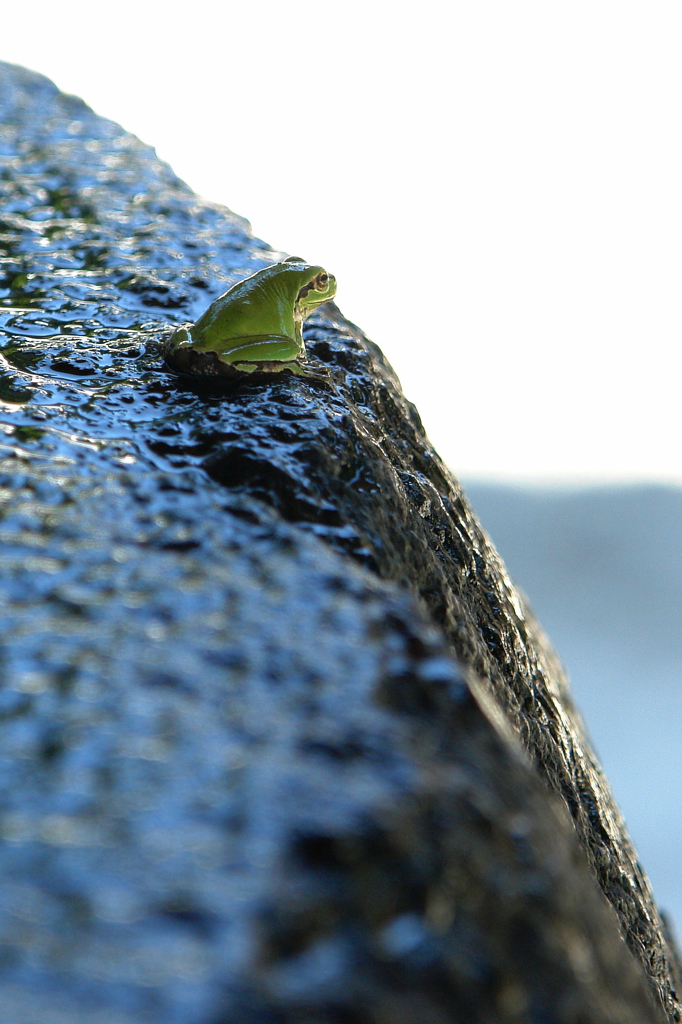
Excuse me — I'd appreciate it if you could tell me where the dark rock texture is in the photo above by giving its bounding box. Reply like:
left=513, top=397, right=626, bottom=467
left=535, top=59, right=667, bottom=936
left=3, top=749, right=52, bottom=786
left=0, top=62, right=675, bottom=1022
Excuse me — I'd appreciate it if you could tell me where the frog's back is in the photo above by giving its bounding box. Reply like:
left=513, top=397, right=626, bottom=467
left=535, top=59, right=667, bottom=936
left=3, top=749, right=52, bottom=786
left=191, top=262, right=312, bottom=348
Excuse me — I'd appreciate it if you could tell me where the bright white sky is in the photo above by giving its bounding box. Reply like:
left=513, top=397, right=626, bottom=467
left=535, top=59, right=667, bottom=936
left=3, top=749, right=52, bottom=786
left=2, top=2, right=681, bottom=484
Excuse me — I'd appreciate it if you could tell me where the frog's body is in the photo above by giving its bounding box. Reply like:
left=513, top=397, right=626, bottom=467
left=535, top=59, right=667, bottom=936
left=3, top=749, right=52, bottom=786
left=165, top=258, right=336, bottom=380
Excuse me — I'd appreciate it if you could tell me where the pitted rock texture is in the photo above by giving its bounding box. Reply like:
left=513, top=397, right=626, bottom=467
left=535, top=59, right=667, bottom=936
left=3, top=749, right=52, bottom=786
left=0, top=61, right=675, bottom=1022
left=0, top=479, right=666, bottom=1024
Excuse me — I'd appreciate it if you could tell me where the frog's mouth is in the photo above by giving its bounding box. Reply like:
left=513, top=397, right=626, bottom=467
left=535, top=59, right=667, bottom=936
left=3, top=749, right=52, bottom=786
left=296, top=288, right=335, bottom=318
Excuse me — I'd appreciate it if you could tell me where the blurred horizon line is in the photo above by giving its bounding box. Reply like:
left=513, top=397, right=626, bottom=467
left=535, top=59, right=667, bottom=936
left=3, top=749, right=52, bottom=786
left=458, top=475, right=682, bottom=492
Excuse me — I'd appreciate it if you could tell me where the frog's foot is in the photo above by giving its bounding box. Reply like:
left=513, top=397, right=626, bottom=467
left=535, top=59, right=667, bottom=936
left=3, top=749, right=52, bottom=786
left=232, top=360, right=330, bottom=383
left=231, top=359, right=299, bottom=374
left=164, top=344, right=330, bottom=385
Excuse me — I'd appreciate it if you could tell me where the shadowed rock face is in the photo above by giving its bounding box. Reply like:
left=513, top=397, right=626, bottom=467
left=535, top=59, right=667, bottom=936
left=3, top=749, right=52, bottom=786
left=0, top=61, right=674, bottom=1023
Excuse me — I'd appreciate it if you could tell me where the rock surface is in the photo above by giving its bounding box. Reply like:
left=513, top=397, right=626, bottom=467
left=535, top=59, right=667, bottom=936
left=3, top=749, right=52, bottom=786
left=0, top=62, right=675, bottom=1022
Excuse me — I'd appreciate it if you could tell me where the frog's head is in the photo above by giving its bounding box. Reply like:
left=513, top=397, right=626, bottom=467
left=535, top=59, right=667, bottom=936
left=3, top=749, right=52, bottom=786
left=286, top=258, right=337, bottom=320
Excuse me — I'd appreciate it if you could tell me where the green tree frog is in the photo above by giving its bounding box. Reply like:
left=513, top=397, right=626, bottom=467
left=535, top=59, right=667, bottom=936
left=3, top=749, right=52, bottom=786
left=165, top=257, right=336, bottom=380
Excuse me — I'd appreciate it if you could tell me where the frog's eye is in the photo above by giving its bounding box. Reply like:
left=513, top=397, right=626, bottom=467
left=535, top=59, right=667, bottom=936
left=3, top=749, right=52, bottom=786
left=315, top=273, right=329, bottom=289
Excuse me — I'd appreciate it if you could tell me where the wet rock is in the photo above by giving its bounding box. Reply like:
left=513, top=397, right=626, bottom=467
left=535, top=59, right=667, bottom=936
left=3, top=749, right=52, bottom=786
left=0, top=61, right=675, bottom=1023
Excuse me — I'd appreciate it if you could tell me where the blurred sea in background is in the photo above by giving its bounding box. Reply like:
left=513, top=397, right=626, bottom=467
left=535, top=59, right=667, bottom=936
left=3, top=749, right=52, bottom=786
left=464, top=482, right=682, bottom=936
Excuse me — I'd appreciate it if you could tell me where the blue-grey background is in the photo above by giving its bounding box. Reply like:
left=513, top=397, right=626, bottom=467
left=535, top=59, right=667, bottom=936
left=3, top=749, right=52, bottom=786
left=464, top=482, right=682, bottom=936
